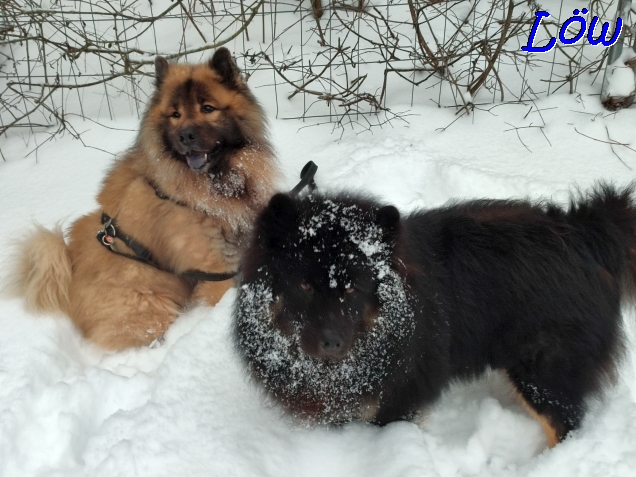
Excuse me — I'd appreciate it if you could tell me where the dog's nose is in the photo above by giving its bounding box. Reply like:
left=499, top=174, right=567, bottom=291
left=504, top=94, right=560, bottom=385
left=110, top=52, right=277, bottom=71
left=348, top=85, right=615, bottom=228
left=178, top=127, right=197, bottom=147
left=319, top=328, right=344, bottom=356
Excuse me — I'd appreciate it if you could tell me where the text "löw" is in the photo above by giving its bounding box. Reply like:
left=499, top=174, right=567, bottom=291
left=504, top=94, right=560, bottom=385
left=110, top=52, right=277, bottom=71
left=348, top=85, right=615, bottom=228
left=522, top=9, right=622, bottom=53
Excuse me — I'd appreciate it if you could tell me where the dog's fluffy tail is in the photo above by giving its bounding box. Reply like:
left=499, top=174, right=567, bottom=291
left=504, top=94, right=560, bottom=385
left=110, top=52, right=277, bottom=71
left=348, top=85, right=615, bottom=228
left=13, top=224, right=72, bottom=315
left=566, top=182, right=636, bottom=301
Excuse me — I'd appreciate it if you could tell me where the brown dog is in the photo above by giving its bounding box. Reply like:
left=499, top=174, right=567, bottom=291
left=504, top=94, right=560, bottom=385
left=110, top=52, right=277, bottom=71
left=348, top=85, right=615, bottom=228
left=15, top=48, right=279, bottom=350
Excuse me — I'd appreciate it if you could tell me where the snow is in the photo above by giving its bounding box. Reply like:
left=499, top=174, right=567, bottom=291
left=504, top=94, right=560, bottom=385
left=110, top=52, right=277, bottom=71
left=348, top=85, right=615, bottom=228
left=2, top=69, right=636, bottom=477
left=605, top=51, right=636, bottom=98
left=236, top=268, right=414, bottom=424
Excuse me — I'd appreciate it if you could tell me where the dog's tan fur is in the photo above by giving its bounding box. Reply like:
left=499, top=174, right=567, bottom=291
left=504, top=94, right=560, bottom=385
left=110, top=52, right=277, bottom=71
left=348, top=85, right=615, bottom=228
left=507, top=376, right=560, bottom=448
left=16, top=224, right=72, bottom=315
left=16, top=49, right=279, bottom=349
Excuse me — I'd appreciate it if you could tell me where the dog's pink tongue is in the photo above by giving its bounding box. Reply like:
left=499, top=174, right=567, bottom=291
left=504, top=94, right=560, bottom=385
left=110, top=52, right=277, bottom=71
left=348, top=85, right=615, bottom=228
left=186, top=152, right=207, bottom=170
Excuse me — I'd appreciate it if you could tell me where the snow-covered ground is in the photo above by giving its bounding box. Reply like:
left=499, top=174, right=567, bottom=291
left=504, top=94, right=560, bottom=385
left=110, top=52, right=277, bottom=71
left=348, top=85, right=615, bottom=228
left=1, top=86, right=636, bottom=476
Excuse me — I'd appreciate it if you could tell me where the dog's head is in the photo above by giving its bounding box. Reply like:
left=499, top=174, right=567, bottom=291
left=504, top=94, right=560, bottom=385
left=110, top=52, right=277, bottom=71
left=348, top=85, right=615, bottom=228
left=141, top=48, right=266, bottom=174
left=244, top=193, right=401, bottom=360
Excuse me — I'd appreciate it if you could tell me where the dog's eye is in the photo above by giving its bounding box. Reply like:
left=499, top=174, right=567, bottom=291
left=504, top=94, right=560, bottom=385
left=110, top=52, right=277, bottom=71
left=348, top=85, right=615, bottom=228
left=202, top=105, right=216, bottom=114
left=171, top=111, right=181, bottom=118
left=300, top=283, right=312, bottom=292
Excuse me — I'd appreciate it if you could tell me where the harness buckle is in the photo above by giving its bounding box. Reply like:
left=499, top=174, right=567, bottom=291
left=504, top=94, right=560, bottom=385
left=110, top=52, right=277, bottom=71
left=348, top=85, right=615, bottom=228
left=97, top=215, right=118, bottom=251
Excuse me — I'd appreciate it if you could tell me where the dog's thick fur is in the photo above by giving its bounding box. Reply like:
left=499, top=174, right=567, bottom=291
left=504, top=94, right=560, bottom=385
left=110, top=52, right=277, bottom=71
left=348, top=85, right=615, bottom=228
left=235, top=184, right=636, bottom=447
left=16, top=48, right=279, bottom=350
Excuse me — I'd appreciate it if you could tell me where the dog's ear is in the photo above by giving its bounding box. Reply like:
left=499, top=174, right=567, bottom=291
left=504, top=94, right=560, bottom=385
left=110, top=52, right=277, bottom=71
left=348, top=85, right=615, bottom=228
left=376, top=205, right=401, bottom=243
left=155, top=56, right=169, bottom=88
left=209, top=47, right=241, bottom=88
left=259, top=193, right=299, bottom=250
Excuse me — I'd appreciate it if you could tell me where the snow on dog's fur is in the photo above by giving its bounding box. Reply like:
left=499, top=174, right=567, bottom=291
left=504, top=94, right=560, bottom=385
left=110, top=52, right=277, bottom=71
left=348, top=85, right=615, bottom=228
left=235, top=185, right=636, bottom=447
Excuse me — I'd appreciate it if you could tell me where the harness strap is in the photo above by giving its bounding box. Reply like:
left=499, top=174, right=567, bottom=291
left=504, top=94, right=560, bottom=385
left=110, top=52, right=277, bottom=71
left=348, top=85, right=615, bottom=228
left=290, top=161, right=317, bottom=196
left=181, top=269, right=237, bottom=281
left=147, top=178, right=189, bottom=208
left=96, top=213, right=237, bottom=282
left=96, top=161, right=318, bottom=282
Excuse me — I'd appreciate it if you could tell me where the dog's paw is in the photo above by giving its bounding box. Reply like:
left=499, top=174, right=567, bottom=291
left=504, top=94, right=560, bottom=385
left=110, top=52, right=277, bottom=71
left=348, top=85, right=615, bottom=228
left=148, top=335, right=165, bottom=349
left=220, top=239, right=240, bottom=265
left=203, top=226, right=242, bottom=268
left=219, top=230, right=242, bottom=265
left=192, top=280, right=234, bottom=307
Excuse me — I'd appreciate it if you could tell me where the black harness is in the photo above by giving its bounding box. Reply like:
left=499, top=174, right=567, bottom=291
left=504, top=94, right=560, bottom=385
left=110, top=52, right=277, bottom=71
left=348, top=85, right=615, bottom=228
left=96, top=161, right=318, bottom=282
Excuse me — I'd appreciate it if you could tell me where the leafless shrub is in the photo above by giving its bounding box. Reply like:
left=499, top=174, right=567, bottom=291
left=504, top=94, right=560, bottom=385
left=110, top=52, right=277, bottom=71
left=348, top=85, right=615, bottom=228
left=0, top=0, right=263, bottom=140
left=0, top=0, right=627, bottom=141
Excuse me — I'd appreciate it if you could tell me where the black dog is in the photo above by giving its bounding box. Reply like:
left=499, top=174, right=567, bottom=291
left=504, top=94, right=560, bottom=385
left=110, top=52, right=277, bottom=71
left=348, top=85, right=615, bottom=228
left=234, top=184, right=636, bottom=447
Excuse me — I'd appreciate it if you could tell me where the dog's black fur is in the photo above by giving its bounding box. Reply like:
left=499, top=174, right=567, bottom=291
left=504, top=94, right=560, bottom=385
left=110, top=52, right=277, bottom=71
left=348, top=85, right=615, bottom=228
left=235, top=184, right=636, bottom=445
